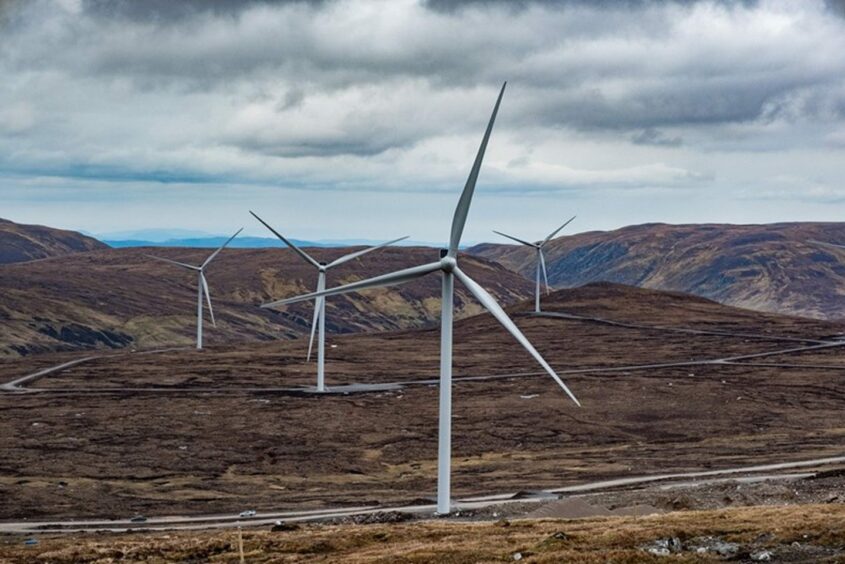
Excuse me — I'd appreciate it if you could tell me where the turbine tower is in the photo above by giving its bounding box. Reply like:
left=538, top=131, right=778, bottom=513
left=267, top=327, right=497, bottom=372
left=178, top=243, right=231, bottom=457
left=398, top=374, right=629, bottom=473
left=261, top=82, right=580, bottom=514
left=250, top=210, right=407, bottom=392
left=493, top=216, right=575, bottom=313
left=147, top=228, right=242, bottom=350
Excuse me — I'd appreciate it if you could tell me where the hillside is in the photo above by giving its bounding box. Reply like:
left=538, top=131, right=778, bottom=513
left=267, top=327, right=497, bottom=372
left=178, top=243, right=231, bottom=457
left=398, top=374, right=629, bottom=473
left=470, top=222, right=845, bottom=320
left=0, top=218, right=107, bottom=264
left=1, top=283, right=843, bottom=520
left=0, top=246, right=532, bottom=356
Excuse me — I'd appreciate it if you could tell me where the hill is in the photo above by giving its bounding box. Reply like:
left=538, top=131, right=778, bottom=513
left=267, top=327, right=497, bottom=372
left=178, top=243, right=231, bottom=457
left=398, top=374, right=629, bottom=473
left=1, top=283, right=843, bottom=520
left=102, top=236, right=321, bottom=249
left=0, top=218, right=107, bottom=264
left=469, top=222, right=845, bottom=320
left=0, top=245, right=532, bottom=356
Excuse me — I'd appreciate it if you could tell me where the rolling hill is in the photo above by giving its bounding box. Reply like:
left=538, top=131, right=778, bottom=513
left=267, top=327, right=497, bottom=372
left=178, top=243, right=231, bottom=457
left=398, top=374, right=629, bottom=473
left=470, top=222, right=845, bottom=320
left=0, top=218, right=107, bottom=264
left=2, top=282, right=843, bottom=520
left=0, top=245, right=533, bottom=356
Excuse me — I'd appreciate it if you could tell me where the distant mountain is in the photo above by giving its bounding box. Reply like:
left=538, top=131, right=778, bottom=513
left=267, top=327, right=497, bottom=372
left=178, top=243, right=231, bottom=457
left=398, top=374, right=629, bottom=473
left=0, top=218, right=107, bottom=265
left=469, top=222, right=845, bottom=321
left=94, top=228, right=215, bottom=241
left=103, top=236, right=442, bottom=249
left=104, top=236, right=321, bottom=249
left=0, top=245, right=533, bottom=356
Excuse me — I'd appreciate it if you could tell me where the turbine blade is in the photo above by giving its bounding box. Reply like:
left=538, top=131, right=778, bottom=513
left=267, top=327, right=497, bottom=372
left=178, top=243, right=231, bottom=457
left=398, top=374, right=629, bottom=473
left=262, top=261, right=441, bottom=309
left=539, top=249, right=550, bottom=294
left=448, top=82, right=507, bottom=257
left=453, top=266, right=580, bottom=407
left=145, top=254, right=200, bottom=271
left=201, top=273, right=216, bottom=327
left=541, top=215, right=576, bottom=247
left=493, top=230, right=536, bottom=247
left=306, top=288, right=321, bottom=362
left=808, top=239, right=845, bottom=252
left=327, top=236, right=409, bottom=268
left=201, top=227, right=243, bottom=269
left=250, top=211, right=320, bottom=268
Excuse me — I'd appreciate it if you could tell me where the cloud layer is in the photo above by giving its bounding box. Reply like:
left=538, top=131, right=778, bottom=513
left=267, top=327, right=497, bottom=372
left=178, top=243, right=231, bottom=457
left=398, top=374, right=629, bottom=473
left=2, top=0, right=845, bottom=239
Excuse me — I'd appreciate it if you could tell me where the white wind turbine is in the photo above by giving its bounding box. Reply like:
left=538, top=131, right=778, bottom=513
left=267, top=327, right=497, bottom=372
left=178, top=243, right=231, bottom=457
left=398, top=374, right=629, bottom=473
left=261, top=82, right=580, bottom=514
left=147, top=228, right=242, bottom=350
left=250, top=210, right=407, bottom=393
left=493, top=217, right=576, bottom=313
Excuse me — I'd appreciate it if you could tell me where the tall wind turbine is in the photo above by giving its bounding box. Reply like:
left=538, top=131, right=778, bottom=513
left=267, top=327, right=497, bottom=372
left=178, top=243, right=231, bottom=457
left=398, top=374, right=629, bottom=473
left=493, top=217, right=576, bottom=313
left=147, top=228, right=242, bottom=350
left=249, top=210, right=407, bottom=393
left=261, top=82, right=580, bottom=515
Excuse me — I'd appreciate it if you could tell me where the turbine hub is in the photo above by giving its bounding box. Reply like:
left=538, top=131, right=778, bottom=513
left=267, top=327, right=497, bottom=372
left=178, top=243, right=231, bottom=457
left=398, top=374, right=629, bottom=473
left=439, top=255, right=457, bottom=272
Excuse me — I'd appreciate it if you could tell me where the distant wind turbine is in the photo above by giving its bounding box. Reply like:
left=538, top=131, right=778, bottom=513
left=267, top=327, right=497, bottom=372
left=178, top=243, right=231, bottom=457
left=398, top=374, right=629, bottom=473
left=493, top=216, right=575, bottom=313
left=260, top=82, right=580, bottom=515
left=250, top=210, right=407, bottom=393
left=147, top=228, right=242, bottom=350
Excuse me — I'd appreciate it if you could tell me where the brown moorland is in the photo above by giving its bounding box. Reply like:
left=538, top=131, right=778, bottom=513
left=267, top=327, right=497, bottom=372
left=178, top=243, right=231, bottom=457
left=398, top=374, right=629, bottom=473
left=1, top=283, right=844, bottom=521
left=0, top=246, right=532, bottom=356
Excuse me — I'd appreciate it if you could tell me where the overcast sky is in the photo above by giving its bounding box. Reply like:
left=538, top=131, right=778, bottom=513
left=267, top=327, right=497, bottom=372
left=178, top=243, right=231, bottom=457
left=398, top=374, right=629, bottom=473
left=2, top=0, right=845, bottom=243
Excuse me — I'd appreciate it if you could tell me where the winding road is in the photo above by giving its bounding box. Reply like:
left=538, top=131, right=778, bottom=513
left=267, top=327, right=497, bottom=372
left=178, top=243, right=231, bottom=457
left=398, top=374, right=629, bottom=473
left=2, top=455, right=844, bottom=533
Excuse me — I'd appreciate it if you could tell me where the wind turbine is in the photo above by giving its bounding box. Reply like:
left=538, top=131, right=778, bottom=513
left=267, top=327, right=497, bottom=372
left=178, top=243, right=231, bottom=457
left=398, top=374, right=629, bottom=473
left=147, top=228, right=242, bottom=350
left=249, top=210, right=407, bottom=393
left=493, top=217, right=576, bottom=313
left=260, top=82, right=580, bottom=515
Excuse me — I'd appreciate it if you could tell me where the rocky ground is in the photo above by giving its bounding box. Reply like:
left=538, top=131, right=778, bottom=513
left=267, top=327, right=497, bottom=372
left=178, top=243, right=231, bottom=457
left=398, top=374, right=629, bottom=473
left=2, top=501, right=845, bottom=562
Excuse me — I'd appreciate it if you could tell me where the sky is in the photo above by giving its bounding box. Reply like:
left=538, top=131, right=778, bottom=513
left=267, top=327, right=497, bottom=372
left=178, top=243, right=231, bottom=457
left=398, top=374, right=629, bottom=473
left=2, top=0, right=845, bottom=245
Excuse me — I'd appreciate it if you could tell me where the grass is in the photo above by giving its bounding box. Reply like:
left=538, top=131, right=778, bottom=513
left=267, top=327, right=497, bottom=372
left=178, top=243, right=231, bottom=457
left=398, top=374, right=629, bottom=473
left=3, top=503, right=845, bottom=562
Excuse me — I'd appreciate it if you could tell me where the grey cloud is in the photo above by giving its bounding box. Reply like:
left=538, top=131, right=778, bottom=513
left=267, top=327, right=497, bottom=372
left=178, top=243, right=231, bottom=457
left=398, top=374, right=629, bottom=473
left=631, top=128, right=683, bottom=147
left=424, top=0, right=759, bottom=12
left=82, top=0, right=327, bottom=22
left=8, top=0, right=842, bottom=133
left=2, top=0, right=845, bottom=186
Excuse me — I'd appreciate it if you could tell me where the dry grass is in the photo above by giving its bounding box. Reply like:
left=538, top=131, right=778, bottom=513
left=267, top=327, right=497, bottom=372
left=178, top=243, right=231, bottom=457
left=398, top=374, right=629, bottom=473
left=3, top=504, right=845, bottom=562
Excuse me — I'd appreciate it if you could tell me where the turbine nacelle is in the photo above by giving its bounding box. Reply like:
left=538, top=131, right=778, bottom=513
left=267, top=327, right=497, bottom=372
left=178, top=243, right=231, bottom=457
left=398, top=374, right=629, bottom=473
left=439, top=254, right=457, bottom=273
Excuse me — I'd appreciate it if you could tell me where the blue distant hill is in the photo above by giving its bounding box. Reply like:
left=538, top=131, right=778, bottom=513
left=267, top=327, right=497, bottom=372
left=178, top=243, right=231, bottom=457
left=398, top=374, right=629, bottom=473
left=104, top=236, right=324, bottom=248
left=103, top=236, right=440, bottom=249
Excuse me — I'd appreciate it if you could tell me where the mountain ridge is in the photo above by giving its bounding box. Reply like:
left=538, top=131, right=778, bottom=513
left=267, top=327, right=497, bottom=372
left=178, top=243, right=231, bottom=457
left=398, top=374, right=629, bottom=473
left=0, top=218, right=107, bottom=264
left=0, top=245, right=533, bottom=356
left=469, top=221, right=845, bottom=320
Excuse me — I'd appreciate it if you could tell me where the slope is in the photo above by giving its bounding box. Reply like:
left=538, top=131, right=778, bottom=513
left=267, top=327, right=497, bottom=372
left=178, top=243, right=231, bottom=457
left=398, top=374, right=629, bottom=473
left=470, top=222, right=845, bottom=320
